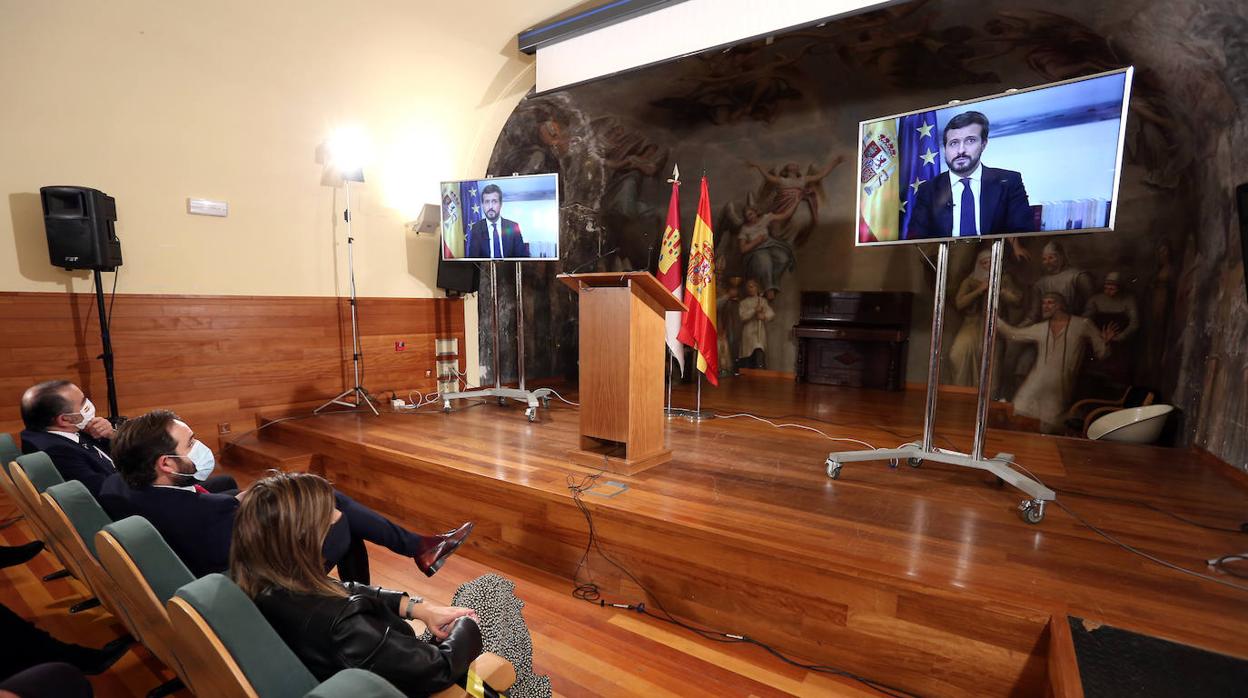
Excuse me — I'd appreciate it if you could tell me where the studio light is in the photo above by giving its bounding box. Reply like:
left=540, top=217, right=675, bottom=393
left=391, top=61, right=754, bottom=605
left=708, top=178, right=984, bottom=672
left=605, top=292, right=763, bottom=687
left=317, top=125, right=378, bottom=416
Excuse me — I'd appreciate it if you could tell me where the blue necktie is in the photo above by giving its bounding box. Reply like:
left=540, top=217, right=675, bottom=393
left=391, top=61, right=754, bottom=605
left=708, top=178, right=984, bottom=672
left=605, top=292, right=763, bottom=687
left=959, top=177, right=977, bottom=236
left=491, top=222, right=502, bottom=258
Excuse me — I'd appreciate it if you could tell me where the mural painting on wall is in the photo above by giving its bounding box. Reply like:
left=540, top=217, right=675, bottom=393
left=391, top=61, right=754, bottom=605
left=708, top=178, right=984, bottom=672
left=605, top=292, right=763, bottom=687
left=482, top=0, right=1246, bottom=445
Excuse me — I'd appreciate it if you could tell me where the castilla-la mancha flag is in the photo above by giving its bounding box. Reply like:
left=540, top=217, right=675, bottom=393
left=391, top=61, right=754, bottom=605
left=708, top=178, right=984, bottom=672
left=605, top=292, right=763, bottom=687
left=676, top=176, right=718, bottom=385
left=655, top=171, right=686, bottom=375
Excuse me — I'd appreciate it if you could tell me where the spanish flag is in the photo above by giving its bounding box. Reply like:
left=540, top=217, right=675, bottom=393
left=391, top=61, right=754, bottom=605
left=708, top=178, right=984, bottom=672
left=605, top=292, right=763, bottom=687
left=440, top=183, right=465, bottom=258
left=676, top=176, right=718, bottom=385
left=655, top=169, right=685, bottom=375
left=858, top=119, right=900, bottom=243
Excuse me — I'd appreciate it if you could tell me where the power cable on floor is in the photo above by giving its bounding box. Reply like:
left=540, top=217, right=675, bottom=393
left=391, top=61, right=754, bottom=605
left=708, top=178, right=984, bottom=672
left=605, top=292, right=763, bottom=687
left=565, top=471, right=917, bottom=698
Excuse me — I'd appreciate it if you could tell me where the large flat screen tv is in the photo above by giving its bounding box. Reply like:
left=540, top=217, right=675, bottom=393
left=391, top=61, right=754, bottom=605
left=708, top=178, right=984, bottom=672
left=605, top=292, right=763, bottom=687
left=440, top=173, right=559, bottom=261
left=856, top=67, right=1133, bottom=246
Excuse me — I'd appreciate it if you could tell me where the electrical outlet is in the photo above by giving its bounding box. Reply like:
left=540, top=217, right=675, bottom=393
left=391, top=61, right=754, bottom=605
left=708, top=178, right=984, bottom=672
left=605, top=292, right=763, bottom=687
left=218, top=422, right=231, bottom=435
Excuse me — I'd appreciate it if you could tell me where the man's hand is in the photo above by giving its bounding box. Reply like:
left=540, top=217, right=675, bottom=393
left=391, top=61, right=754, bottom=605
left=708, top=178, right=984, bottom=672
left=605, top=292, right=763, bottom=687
left=411, top=604, right=478, bottom=640
left=83, top=417, right=114, bottom=440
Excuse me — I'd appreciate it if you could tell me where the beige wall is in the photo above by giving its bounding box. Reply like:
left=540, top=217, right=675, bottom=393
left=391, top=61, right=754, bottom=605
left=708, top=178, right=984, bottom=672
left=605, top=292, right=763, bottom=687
left=0, top=0, right=575, bottom=380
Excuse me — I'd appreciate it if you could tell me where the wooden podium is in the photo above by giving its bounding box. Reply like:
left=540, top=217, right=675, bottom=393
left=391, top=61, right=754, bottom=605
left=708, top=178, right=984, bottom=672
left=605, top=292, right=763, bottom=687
left=558, top=272, right=686, bottom=475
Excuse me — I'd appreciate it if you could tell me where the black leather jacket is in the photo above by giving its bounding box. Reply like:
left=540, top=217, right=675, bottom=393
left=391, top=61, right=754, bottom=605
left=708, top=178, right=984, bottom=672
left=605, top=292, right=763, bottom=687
left=254, top=582, right=483, bottom=696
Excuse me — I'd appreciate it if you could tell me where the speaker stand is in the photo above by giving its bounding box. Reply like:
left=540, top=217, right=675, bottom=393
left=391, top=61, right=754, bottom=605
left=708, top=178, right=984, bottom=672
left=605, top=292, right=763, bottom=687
left=92, top=269, right=122, bottom=424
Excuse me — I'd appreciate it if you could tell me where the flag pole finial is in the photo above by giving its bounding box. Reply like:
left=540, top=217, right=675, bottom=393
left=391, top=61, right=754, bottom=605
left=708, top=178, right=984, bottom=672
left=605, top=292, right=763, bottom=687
left=667, top=163, right=680, bottom=185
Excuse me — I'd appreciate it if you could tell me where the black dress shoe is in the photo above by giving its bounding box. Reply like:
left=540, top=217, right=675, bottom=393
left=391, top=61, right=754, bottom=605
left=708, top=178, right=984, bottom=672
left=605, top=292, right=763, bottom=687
left=0, top=541, right=44, bottom=569
left=413, top=522, right=474, bottom=577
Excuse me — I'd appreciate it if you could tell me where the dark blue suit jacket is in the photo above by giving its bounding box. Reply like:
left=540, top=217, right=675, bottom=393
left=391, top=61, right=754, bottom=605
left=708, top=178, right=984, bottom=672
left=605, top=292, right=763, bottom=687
left=465, top=218, right=528, bottom=258
left=906, top=166, right=1034, bottom=240
left=98, top=474, right=350, bottom=579
left=20, top=429, right=117, bottom=499
left=98, top=474, right=239, bottom=577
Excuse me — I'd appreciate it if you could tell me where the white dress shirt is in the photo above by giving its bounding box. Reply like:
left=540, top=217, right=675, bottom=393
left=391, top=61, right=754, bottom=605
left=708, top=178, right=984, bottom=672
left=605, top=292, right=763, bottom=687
left=950, top=164, right=983, bottom=237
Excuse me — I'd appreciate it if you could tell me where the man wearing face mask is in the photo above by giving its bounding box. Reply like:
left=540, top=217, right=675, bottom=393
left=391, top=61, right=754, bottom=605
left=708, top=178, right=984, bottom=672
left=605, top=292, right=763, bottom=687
left=98, top=409, right=473, bottom=582
left=18, top=380, right=236, bottom=499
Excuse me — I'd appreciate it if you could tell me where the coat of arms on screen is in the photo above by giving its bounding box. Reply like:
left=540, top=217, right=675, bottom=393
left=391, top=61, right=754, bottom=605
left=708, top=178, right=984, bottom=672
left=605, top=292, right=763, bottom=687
left=860, top=133, right=897, bottom=196
left=441, top=190, right=460, bottom=230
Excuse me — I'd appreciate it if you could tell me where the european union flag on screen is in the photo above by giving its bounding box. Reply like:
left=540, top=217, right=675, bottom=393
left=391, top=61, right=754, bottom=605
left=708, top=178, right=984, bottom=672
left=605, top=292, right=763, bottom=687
left=898, top=111, right=941, bottom=239
left=463, top=181, right=484, bottom=232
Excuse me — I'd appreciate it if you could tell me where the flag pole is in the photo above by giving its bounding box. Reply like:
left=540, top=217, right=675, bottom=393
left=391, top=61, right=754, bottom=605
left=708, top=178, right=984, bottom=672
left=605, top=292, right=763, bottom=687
left=666, top=352, right=674, bottom=413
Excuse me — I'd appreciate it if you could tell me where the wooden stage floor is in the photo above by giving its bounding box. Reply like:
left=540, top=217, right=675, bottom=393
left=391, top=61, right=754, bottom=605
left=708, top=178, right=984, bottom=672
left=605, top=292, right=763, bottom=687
left=240, top=376, right=1248, bottom=697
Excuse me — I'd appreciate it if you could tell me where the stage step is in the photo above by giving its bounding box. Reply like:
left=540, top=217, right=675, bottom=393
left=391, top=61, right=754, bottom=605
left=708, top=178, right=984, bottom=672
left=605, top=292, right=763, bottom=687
left=221, top=435, right=320, bottom=475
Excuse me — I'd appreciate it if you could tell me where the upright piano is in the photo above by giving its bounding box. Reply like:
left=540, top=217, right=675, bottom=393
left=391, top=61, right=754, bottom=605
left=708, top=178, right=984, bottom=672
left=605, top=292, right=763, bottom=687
left=793, top=291, right=913, bottom=391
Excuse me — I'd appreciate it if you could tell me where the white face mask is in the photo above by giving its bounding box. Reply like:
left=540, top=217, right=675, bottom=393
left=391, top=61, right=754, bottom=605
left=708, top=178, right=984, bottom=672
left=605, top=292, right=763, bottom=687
left=64, top=398, right=96, bottom=429
left=165, top=439, right=217, bottom=484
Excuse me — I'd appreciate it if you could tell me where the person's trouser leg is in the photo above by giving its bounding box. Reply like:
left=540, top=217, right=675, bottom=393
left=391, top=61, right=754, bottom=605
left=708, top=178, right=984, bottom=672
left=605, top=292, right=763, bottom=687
left=332, top=490, right=472, bottom=576
left=0, top=603, right=126, bottom=679
left=0, top=662, right=93, bottom=698
left=332, top=491, right=423, bottom=556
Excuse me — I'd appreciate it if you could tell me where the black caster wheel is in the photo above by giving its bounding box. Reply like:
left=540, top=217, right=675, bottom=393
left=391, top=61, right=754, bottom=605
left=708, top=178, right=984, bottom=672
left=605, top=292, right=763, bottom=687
left=525, top=408, right=536, bottom=423
left=907, top=458, right=923, bottom=467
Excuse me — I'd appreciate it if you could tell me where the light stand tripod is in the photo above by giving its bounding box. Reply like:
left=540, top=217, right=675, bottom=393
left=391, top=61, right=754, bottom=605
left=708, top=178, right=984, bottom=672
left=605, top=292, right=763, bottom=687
left=317, top=177, right=379, bottom=415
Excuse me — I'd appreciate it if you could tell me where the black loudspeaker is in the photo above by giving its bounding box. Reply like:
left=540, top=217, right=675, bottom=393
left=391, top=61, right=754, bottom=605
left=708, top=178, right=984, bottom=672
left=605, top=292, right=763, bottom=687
left=40, top=186, right=123, bottom=271
left=1238, top=182, right=1248, bottom=303
left=437, top=258, right=480, bottom=296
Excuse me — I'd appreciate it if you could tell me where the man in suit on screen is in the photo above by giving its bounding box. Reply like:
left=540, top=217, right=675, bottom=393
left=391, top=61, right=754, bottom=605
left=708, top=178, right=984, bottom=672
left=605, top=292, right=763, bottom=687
left=465, top=184, right=528, bottom=258
left=907, top=111, right=1034, bottom=239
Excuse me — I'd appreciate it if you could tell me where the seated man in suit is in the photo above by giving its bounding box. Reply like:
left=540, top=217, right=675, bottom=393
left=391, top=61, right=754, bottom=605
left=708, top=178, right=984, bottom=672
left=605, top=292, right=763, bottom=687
left=906, top=110, right=1034, bottom=240
left=465, top=183, right=528, bottom=258
left=18, top=380, right=236, bottom=498
left=97, top=409, right=473, bottom=581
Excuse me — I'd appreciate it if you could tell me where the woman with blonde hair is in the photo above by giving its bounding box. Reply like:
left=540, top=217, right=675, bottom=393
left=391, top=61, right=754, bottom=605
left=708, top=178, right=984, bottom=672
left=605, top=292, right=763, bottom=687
left=230, top=471, right=483, bottom=696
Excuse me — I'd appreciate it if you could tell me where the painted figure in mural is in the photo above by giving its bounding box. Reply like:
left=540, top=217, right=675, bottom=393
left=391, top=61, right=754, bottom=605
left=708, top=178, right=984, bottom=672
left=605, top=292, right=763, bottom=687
left=595, top=117, right=670, bottom=270
left=1001, top=239, right=1096, bottom=398
left=716, top=274, right=743, bottom=378
left=1084, top=272, right=1138, bottom=343
left=1030, top=241, right=1095, bottom=320
left=737, top=205, right=798, bottom=301
left=1142, top=239, right=1176, bottom=381
left=465, top=184, right=528, bottom=259
left=1082, top=271, right=1139, bottom=388
left=738, top=279, right=776, bottom=369
left=652, top=43, right=812, bottom=125
left=948, top=248, right=1023, bottom=386
left=997, top=292, right=1111, bottom=434
left=907, top=111, right=1034, bottom=240
left=745, top=154, right=845, bottom=247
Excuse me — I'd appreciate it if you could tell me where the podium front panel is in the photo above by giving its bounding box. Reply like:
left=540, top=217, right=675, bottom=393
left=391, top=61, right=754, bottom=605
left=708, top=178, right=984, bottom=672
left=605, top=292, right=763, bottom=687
left=578, top=286, right=631, bottom=443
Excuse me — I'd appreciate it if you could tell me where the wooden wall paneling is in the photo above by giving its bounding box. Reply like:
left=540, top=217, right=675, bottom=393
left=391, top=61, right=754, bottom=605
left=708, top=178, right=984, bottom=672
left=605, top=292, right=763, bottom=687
left=0, top=292, right=465, bottom=451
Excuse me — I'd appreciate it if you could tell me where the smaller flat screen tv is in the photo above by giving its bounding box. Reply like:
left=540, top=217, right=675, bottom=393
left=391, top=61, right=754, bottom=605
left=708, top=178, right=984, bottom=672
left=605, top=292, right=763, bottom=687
left=855, top=67, right=1134, bottom=246
left=439, top=173, right=559, bottom=261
